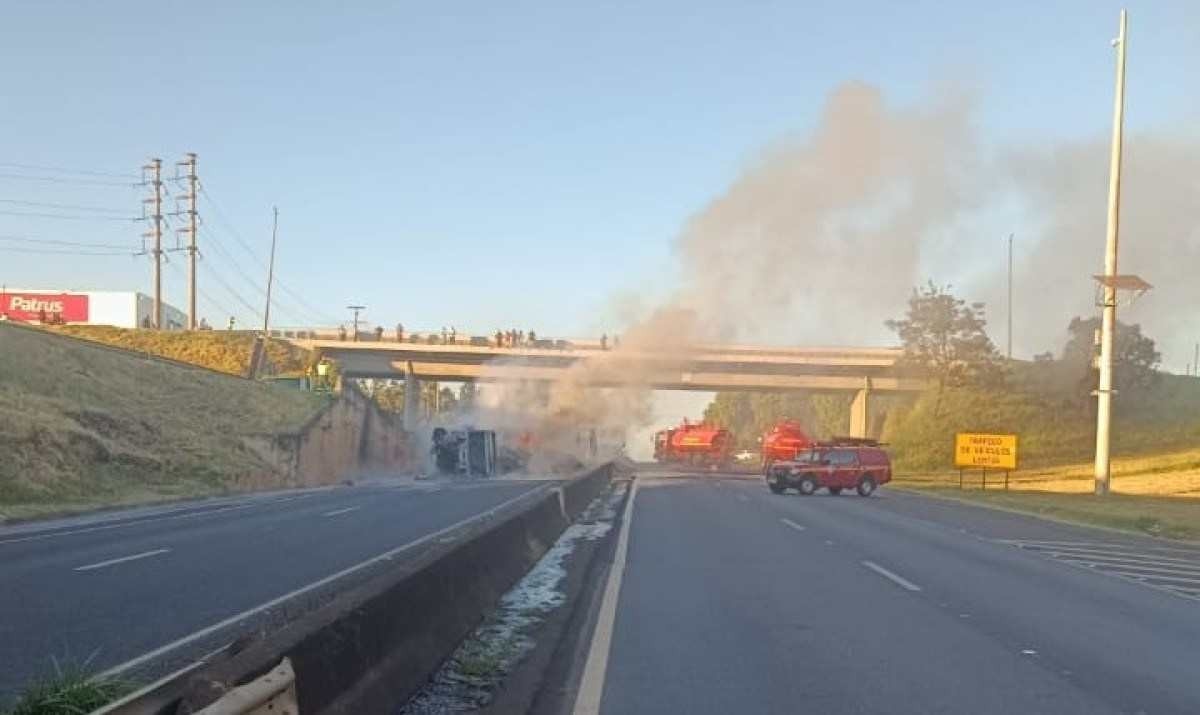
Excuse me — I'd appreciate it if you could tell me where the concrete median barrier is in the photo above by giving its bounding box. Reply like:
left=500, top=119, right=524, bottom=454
left=99, top=463, right=613, bottom=715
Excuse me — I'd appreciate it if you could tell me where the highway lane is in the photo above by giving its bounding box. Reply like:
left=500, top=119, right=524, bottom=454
left=0, top=479, right=547, bottom=701
left=587, top=472, right=1200, bottom=715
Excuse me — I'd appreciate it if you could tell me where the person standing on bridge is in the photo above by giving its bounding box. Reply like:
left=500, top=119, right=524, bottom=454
left=528, top=329, right=537, bottom=345
left=450, top=326, right=457, bottom=345
left=374, top=325, right=384, bottom=341
left=395, top=323, right=404, bottom=343
left=601, top=333, right=608, bottom=350
left=338, top=324, right=347, bottom=341
left=495, top=329, right=504, bottom=348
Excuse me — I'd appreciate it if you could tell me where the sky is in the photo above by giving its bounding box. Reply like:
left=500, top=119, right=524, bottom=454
left=1, top=0, right=1197, bottom=355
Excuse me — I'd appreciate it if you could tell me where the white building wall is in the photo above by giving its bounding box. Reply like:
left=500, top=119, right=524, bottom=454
left=86, top=291, right=138, bottom=328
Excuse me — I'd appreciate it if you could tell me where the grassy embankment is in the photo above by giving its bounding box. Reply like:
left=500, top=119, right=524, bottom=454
left=0, top=324, right=327, bottom=521
left=46, top=324, right=312, bottom=376
left=882, top=362, right=1200, bottom=540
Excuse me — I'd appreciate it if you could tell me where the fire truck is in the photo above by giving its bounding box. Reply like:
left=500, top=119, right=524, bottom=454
left=653, top=420, right=734, bottom=468
left=760, top=420, right=813, bottom=472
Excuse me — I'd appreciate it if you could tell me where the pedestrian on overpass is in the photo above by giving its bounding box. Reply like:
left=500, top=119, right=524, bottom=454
left=395, top=323, right=404, bottom=342
left=600, top=333, right=608, bottom=350
left=338, top=324, right=347, bottom=341
left=374, top=325, right=384, bottom=341
left=495, top=330, right=504, bottom=347
left=450, top=326, right=457, bottom=344
left=528, top=329, right=537, bottom=345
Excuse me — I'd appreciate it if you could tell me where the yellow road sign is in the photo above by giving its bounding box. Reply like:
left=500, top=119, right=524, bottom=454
left=955, top=433, right=1017, bottom=470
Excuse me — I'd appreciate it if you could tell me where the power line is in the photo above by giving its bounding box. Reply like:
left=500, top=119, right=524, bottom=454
left=0, top=172, right=138, bottom=187
left=0, top=162, right=141, bottom=179
left=0, top=198, right=130, bottom=214
left=0, top=246, right=135, bottom=256
left=199, top=182, right=343, bottom=326
left=0, top=235, right=140, bottom=250
left=199, top=259, right=264, bottom=320
left=0, top=209, right=139, bottom=221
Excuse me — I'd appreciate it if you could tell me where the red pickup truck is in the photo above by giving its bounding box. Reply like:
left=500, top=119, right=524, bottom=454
left=765, top=441, right=892, bottom=497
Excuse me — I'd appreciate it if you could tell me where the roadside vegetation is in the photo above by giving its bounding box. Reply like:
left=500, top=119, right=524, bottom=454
left=44, top=324, right=312, bottom=377
left=0, top=324, right=327, bottom=520
left=1, top=662, right=132, bottom=715
left=704, top=284, right=1200, bottom=538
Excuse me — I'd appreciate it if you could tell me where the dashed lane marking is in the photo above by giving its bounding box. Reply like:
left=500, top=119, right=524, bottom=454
left=780, top=518, right=806, bottom=532
left=75, top=548, right=171, bottom=572
left=862, top=560, right=922, bottom=592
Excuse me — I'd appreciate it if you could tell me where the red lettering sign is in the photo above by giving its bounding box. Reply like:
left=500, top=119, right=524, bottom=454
left=0, top=292, right=90, bottom=322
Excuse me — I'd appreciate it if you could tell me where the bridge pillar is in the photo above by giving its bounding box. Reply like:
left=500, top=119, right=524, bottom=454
left=404, top=361, right=421, bottom=430
left=849, top=378, right=872, bottom=438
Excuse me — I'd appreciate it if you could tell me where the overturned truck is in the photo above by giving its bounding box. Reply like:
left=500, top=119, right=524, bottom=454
left=431, top=428, right=498, bottom=477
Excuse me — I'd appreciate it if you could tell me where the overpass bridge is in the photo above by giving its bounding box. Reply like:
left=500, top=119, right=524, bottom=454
left=284, top=334, right=924, bottom=437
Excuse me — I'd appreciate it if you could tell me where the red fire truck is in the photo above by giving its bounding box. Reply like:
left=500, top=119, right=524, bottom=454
left=760, top=420, right=813, bottom=472
left=653, top=420, right=734, bottom=468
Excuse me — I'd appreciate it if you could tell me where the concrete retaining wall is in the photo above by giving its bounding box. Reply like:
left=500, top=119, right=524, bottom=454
left=105, top=463, right=613, bottom=715
left=241, top=383, right=409, bottom=489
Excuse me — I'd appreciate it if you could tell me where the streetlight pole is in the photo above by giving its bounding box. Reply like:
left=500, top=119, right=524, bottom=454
left=1007, top=233, right=1014, bottom=361
left=1094, top=9, right=1128, bottom=496
left=347, top=305, right=365, bottom=342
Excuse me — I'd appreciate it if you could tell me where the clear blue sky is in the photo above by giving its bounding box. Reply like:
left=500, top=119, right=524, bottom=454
left=1, top=0, right=1196, bottom=336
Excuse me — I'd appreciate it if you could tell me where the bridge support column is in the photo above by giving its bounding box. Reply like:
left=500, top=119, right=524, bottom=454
left=849, top=378, right=872, bottom=438
left=404, top=361, right=421, bottom=430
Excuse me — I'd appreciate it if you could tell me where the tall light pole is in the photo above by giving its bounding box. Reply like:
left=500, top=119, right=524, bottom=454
left=1094, top=9, right=1129, bottom=496
left=1007, top=233, right=1014, bottom=361
left=347, top=305, right=365, bottom=342
left=262, top=207, right=279, bottom=336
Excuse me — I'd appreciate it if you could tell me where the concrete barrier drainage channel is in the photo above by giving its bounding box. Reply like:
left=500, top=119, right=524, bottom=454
left=95, top=463, right=615, bottom=715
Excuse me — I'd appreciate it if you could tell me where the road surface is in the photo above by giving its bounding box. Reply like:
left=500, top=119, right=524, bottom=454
left=582, top=471, right=1200, bottom=715
left=0, top=479, right=546, bottom=701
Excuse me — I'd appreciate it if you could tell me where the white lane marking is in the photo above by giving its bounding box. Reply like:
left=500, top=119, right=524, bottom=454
left=322, top=506, right=360, bottom=518
left=573, top=479, right=639, bottom=715
left=1103, top=570, right=1200, bottom=586
left=1034, top=545, right=1200, bottom=568
left=861, top=560, right=922, bottom=592
left=97, top=484, right=550, bottom=679
left=1059, top=558, right=1200, bottom=579
left=780, top=518, right=806, bottom=532
left=75, top=548, right=171, bottom=572
left=0, top=494, right=312, bottom=546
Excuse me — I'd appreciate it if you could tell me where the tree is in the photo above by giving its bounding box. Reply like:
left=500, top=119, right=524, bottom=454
left=1061, top=316, right=1159, bottom=398
left=885, top=282, right=1005, bottom=405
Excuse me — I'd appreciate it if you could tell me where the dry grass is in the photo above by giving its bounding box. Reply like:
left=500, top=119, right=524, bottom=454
left=897, top=446, right=1200, bottom=497
left=46, top=325, right=312, bottom=377
left=0, top=323, right=327, bottom=518
left=895, top=447, right=1200, bottom=540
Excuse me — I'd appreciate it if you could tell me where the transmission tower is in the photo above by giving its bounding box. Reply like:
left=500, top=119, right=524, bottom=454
left=172, top=153, right=199, bottom=329
left=141, top=158, right=164, bottom=328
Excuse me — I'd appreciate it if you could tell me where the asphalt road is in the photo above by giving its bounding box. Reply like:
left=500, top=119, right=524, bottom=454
left=589, top=471, right=1200, bottom=715
left=0, top=479, right=546, bottom=701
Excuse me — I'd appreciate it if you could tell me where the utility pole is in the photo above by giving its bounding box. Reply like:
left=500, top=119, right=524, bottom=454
left=1007, top=233, right=1014, bottom=361
left=141, top=158, right=164, bottom=329
left=262, top=207, right=279, bottom=335
left=173, top=153, right=199, bottom=329
left=347, top=305, right=365, bottom=342
left=1094, top=9, right=1128, bottom=496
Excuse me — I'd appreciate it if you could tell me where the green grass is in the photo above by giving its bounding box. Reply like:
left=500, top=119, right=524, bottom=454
left=881, top=363, right=1200, bottom=472
left=0, top=323, right=328, bottom=518
left=3, top=660, right=134, bottom=715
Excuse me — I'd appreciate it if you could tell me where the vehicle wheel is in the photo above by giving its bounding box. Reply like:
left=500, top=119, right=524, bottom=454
left=769, top=483, right=785, bottom=494
left=828, top=487, right=843, bottom=496
left=797, top=475, right=818, bottom=496
left=857, top=475, right=877, bottom=497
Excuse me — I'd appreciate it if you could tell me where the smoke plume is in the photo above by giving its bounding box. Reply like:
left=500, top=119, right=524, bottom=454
left=470, top=80, right=1200, bottom=464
